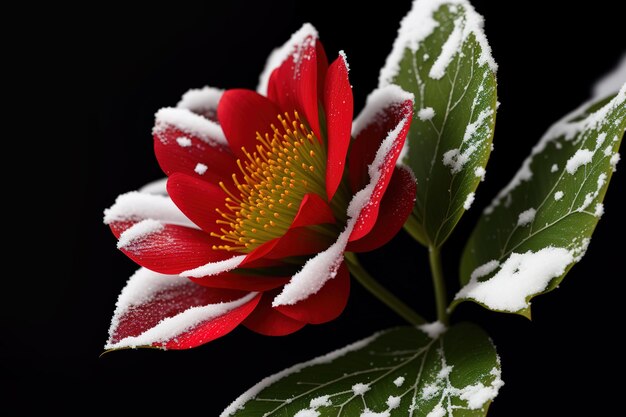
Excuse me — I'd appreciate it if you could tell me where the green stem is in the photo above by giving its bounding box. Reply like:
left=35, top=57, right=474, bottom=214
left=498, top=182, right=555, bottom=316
left=345, top=252, right=426, bottom=326
left=428, top=246, right=449, bottom=325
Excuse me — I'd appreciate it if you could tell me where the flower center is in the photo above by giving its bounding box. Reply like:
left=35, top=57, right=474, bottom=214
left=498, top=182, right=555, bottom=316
left=212, top=112, right=328, bottom=253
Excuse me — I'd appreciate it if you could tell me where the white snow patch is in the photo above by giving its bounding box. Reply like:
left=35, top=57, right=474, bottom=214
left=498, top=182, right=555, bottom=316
left=470, top=260, right=499, bottom=281
left=565, top=149, right=594, bottom=174
left=474, top=166, right=486, bottom=180
left=352, top=383, right=370, bottom=395
left=177, top=86, right=223, bottom=113
left=309, top=395, right=332, bottom=408
left=442, top=148, right=466, bottom=174
left=463, top=192, right=475, bottom=210
left=194, top=163, right=208, bottom=175
left=294, top=410, right=319, bottom=417
left=393, top=376, right=405, bottom=387
left=429, top=18, right=464, bottom=80
left=610, top=153, right=620, bottom=171
left=338, top=50, right=350, bottom=72
left=418, top=106, right=435, bottom=121
left=592, top=54, right=626, bottom=99
left=551, top=164, right=559, bottom=173
left=419, top=321, right=447, bottom=339
left=459, top=367, right=504, bottom=410
left=421, top=384, right=439, bottom=400
left=176, top=136, right=192, bottom=147
left=554, top=191, right=564, bottom=201
left=604, top=145, right=613, bottom=156
left=180, top=255, right=246, bottom=278
left=455, top=247, right=574, bottom=312
left=352, top=85, right=414, bottom=138
left=104, top=191, right=197, bottom=229
left=116, top=219, right=164, bottom=249
left=257, top=23, right=318, bottom=95
left=517, top=208, right=536, bottom=227
left=379, top=0, right=497, bottom=87
left=139, top=177, right=168, bottom=195
left=386, top=396, right=401, bottom=409
left=594, top=203, right=604, bottom=218
left=426, top=405, right=446, bottom=417
left=154, top=107, right=226, bottom=146
left=221, top=331, right=386, bottom=416
left=274, top=104, right=410, bottom=307
left=360, top=411, right=389, bottom=417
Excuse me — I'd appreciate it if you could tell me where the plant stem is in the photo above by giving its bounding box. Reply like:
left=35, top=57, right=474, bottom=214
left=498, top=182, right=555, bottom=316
left=345, top=252, right=426, bottom=326
left=428, top=246, right=449, bottom=325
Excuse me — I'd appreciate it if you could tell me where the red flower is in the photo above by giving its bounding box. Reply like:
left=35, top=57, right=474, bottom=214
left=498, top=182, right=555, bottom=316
left=104, top=24, right=415, bottom=350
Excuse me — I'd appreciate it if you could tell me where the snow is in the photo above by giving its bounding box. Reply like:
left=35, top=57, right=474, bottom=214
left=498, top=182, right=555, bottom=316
left=426, top=405, right=446, bottom=417
left=516, top=208, right=536, bottom=227
left=393, top=376, right=405, bottom=387
left=455, top=247, right=574, bottom=312
left=379, top=0, right=497, bottom=87
left=106, top=269, right=257, bottom=350
left=459, top=368, right=504, bottom=410
left=104, top=191, right=197, bottom=229
left=274, top=94, right=411, bottom=307
left=474, top=166, right=486, bottom=180
left=554, top=191, right=564, bottom=201
left=116, top=219, right=164, bottom=249
left=176, top=86, right=223, bottom=112
left=463, top=192, right=475, bottom=210
left=176, top=136, right=192, bottom=147
left=442, top=148, right=466, bottom=173
left=418, top=106, right=435, bottom=121
left=294, top=410, right=319, bottom=417
left=610, top=153, right=620, bottom=171
left=194, top=163, right=208, bottom=175
left=470, top=259, right=499, bottom=281
left=352, top=383, right=370, bottom=395
left=592, top=54, right=626, bottom=99
left=180, top=255, right=246, bottom=278
left=565, top=149, right=594, bottom=174
left=309, top=396, right=332, bottom=408
left=387, top=396, right=401, bottom=409
left=139, top=177, right=168, bottom=195
left=257, top=23, right=318, bottom=95
left=594, top=203, right=604, bottom=218
left=360, top=411, right=389, bottom=417
left=419, top=321, right=447, bottom=338
left=339, top=50, right=350, bottom=72
left=551, top=163, right=559, bottom=173
left=352, top=85, right=414, bottom=138
left=429, top=18, right=464, bottom=80
left=154, top=107, right=227, bottom=146
left=221, top=331, right=386, bottom=416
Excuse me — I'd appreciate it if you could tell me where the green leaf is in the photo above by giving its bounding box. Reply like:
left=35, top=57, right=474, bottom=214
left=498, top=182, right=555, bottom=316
left=455, top=87, right=626, bottom=317
left=379, top=0, right=497, bottom=247
left=222, top=323, right=502, bottom=416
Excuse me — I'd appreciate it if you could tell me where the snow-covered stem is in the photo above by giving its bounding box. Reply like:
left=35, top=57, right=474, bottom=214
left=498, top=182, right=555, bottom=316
left=429, top=246, right=449, bottom=326
left=344, top=252, right=425, bottom=325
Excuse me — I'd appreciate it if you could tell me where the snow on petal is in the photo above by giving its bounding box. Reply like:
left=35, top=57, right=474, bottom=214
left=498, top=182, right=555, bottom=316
left=177, top=86, right=224, bottom=113
left=138, top=177, right=168, bottom=195
left=257, top=23, right=318, bottom=95
left=455, top=247, right=574, bottom=312
left=154, top=107, right=227, bottom=146
left=180, top=255, right=247, bottom=278
left=104, top=191, right=197, bottom=229
left=117, top=219, right=164, bottom=249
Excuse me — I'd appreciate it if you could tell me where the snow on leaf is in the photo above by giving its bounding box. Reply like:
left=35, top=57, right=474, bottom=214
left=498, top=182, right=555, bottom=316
left=379, top=0, right=497, bottom=247
left=458, top=84, right=625, bottom=317
left=221, top=324, right=502, bottom=417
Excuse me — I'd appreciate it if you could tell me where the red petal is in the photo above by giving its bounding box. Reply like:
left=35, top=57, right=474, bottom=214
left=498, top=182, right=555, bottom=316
left=348, top=89, right=414, bottom=193
left=106, top=268, right=259, bottom=350
left=347, top=165, right=416, bottom=252
left=166, top=173, right=226, bottom=234
left=290, top=193, right=335, bottom=228
left=268, top=36, right=321, bottom=138
left=323, top=54, right=353, bottom=200
left=243, top=291, right=306, bottom=336
left=153, top=108, right=234, bottom=182
left=316, top=40, right=329, bottom=99
left=111, top=221, right=226, bottom=275
left=190, top=273, right=288, bottom=292
left=218, top=89, right=281, bottom=158
left=275, top=262, right=349, bottom=324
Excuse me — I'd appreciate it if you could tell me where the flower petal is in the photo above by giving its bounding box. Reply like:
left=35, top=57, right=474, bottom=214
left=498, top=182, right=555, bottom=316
left=166, top=173, right=226, bottom=233
left=273, top=90, right=413, bottom=307
left=349, top=85, right=414, bottom=193
left=104, top=191, right=196, bottom=229
left=189, top=273, right=289, bottom=292
left=218, top=89, right=281, bottom=158
left=346, top=165, right=416, bottom=252
left=243, top=291, right=306, bottom=335
left=176, top=86, right=223, bottom=122
left=153, top=108, right=235, bottom=182
left=266, top=28, right=321, bottom=138
left=324, top=53, right=353, bottom=200
left=290, top=192, right=335, bottom=229
left=106, top=268, right=259, bottom=350
left=275, top=262, right=349, bottom=324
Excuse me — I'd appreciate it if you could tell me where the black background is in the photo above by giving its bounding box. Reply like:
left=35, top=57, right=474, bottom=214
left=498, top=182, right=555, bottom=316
left=5, top=1, right=624, bottom=415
